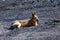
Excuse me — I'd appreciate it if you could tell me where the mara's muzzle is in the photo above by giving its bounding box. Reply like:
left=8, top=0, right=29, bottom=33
left=37, top=18, right=39, bottom=22
left=37, top=18, right=39, bottom=24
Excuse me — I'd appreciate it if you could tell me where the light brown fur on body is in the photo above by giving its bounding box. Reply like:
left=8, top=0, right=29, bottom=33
left=10, top=12, right=39, bottom=29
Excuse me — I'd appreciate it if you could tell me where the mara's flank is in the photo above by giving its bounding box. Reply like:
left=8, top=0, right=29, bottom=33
left=8, top=12, right=39, bottom=30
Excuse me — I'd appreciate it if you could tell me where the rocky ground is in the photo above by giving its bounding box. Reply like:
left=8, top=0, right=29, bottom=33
left=0, top=0, right=60, bottom=40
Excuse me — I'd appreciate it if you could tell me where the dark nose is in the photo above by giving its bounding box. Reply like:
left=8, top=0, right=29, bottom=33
left=37, top=18, right=39, bottom=22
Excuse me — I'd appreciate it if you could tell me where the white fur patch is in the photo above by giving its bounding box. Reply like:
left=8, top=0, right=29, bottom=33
left=13, top=21, right=21, bottom=28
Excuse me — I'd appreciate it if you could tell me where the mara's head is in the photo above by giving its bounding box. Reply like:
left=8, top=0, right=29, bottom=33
left=32, top=12, right=39, bottom=22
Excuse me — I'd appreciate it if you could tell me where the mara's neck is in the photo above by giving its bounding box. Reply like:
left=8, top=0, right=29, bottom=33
left=30, top=17, right=37, bottom=23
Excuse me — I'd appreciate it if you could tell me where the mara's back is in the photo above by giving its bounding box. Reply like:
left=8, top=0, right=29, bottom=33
left=16, top=19, right=31, bottom=27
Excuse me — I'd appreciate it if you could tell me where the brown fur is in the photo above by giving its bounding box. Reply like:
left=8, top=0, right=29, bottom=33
left=10, top=12, right=39, bottom=29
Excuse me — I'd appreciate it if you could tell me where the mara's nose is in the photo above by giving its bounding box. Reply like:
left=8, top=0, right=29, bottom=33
left=37, top=18, right=39, bottom=22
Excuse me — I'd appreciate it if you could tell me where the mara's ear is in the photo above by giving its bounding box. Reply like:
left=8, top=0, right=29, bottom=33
left=32, top=12, right=36, bottom=16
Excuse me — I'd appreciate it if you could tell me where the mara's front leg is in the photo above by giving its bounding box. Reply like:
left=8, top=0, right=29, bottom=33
left=34, top=22, right=38, bottom=27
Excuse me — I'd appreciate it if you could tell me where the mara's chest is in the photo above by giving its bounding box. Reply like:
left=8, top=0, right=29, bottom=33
left=31, top=20, right=38, bottom=26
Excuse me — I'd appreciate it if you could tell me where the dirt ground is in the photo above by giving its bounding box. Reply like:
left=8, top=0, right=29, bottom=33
left=0, top=0, right=60, bottom=40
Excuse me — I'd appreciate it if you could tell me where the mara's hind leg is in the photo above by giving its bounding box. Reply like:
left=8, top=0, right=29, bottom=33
left=12, top=21, right=21, bottom=29
left=8, top=23, right=21, bottom=30
left=17, top=23, right=21, bottom=29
